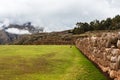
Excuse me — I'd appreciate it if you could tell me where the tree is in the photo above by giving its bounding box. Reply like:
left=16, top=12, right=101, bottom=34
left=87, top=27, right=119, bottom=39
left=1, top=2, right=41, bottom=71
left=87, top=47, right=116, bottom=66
left=72, top=15, right=120, bottom=34
left=104, top=18, right=112, bottom=30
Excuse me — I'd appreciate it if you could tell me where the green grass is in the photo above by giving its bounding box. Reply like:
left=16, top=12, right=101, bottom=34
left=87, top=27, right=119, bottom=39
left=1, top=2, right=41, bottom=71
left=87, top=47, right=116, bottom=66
left=0, top=45, right=107, bottom=80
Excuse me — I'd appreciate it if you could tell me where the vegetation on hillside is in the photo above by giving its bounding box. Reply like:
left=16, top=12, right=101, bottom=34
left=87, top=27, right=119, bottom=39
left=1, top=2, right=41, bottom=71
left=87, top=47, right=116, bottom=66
left=14, top=31, right=75, bottom=45
left=72, top=15, right=120, bottom=34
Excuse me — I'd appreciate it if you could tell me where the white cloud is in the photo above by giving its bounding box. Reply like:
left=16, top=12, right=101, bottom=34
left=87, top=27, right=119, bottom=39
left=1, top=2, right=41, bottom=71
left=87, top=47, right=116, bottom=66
left=5, top=28, right=31, bottom=35
left=0, top=18, right=10, bottom=29
left=0, top=0, right=120, bottom=31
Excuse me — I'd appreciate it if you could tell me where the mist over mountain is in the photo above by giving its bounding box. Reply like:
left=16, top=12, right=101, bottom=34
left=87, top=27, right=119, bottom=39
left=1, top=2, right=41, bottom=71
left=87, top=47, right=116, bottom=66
left=0, top=19, right=44, bottom=35
left=0, top=19, right=44, bottom=44
left=0, top=30, right=20, bottom=44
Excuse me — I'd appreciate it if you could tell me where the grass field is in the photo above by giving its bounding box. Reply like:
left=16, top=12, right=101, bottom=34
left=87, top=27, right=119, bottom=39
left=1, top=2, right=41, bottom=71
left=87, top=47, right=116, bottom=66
left=0, top=45, right=107, bottom=80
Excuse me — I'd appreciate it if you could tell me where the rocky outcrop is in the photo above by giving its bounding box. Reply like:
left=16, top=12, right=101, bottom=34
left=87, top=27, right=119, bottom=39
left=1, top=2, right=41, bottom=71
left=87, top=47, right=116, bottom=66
left=0, top=30, right=20, bottom=44
left=76, top=32, right=120, bottom=80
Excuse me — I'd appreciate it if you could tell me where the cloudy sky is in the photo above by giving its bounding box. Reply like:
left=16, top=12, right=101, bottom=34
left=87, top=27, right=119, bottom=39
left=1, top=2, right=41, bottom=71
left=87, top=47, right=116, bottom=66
left=0, top=0, right=120, bottom=32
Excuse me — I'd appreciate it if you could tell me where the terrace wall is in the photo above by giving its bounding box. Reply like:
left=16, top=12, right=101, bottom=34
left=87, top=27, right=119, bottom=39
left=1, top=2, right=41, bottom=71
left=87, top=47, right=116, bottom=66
left=76, top=32, right=120, bottom=80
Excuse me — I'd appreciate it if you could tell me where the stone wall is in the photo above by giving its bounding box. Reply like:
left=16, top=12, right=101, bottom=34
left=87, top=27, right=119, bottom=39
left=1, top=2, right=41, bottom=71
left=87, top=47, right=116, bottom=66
left=76, top=32, right=120, bottom=80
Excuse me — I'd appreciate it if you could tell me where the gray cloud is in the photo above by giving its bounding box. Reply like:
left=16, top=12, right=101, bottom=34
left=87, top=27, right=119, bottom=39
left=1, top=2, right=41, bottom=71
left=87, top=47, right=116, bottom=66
left=0, top=0, right=120, bottom=32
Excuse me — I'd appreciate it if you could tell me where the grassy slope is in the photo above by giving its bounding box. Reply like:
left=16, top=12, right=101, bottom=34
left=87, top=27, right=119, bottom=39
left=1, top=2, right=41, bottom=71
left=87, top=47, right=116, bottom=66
left=0, top=45, right=107, bottom=80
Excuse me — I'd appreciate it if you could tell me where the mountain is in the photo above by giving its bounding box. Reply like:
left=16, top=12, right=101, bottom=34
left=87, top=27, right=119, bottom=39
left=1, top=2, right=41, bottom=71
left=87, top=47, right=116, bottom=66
left=0, top=30, right=20, bottom=44
left=0, top=21, right=44, bottom=44
left=0, top=20, right=74, bottom=45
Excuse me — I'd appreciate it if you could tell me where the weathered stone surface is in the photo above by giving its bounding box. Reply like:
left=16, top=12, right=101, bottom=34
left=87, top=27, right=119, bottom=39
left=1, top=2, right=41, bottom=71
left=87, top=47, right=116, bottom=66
left=111, top=49, right=119, bottom=56
left=75, top=32, right=120, bottom=80
left=109, top=70, right=116, bottom=78
left=117, top=40, right=120, bottom=49
left=111, top=56, right=117, bottom=62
